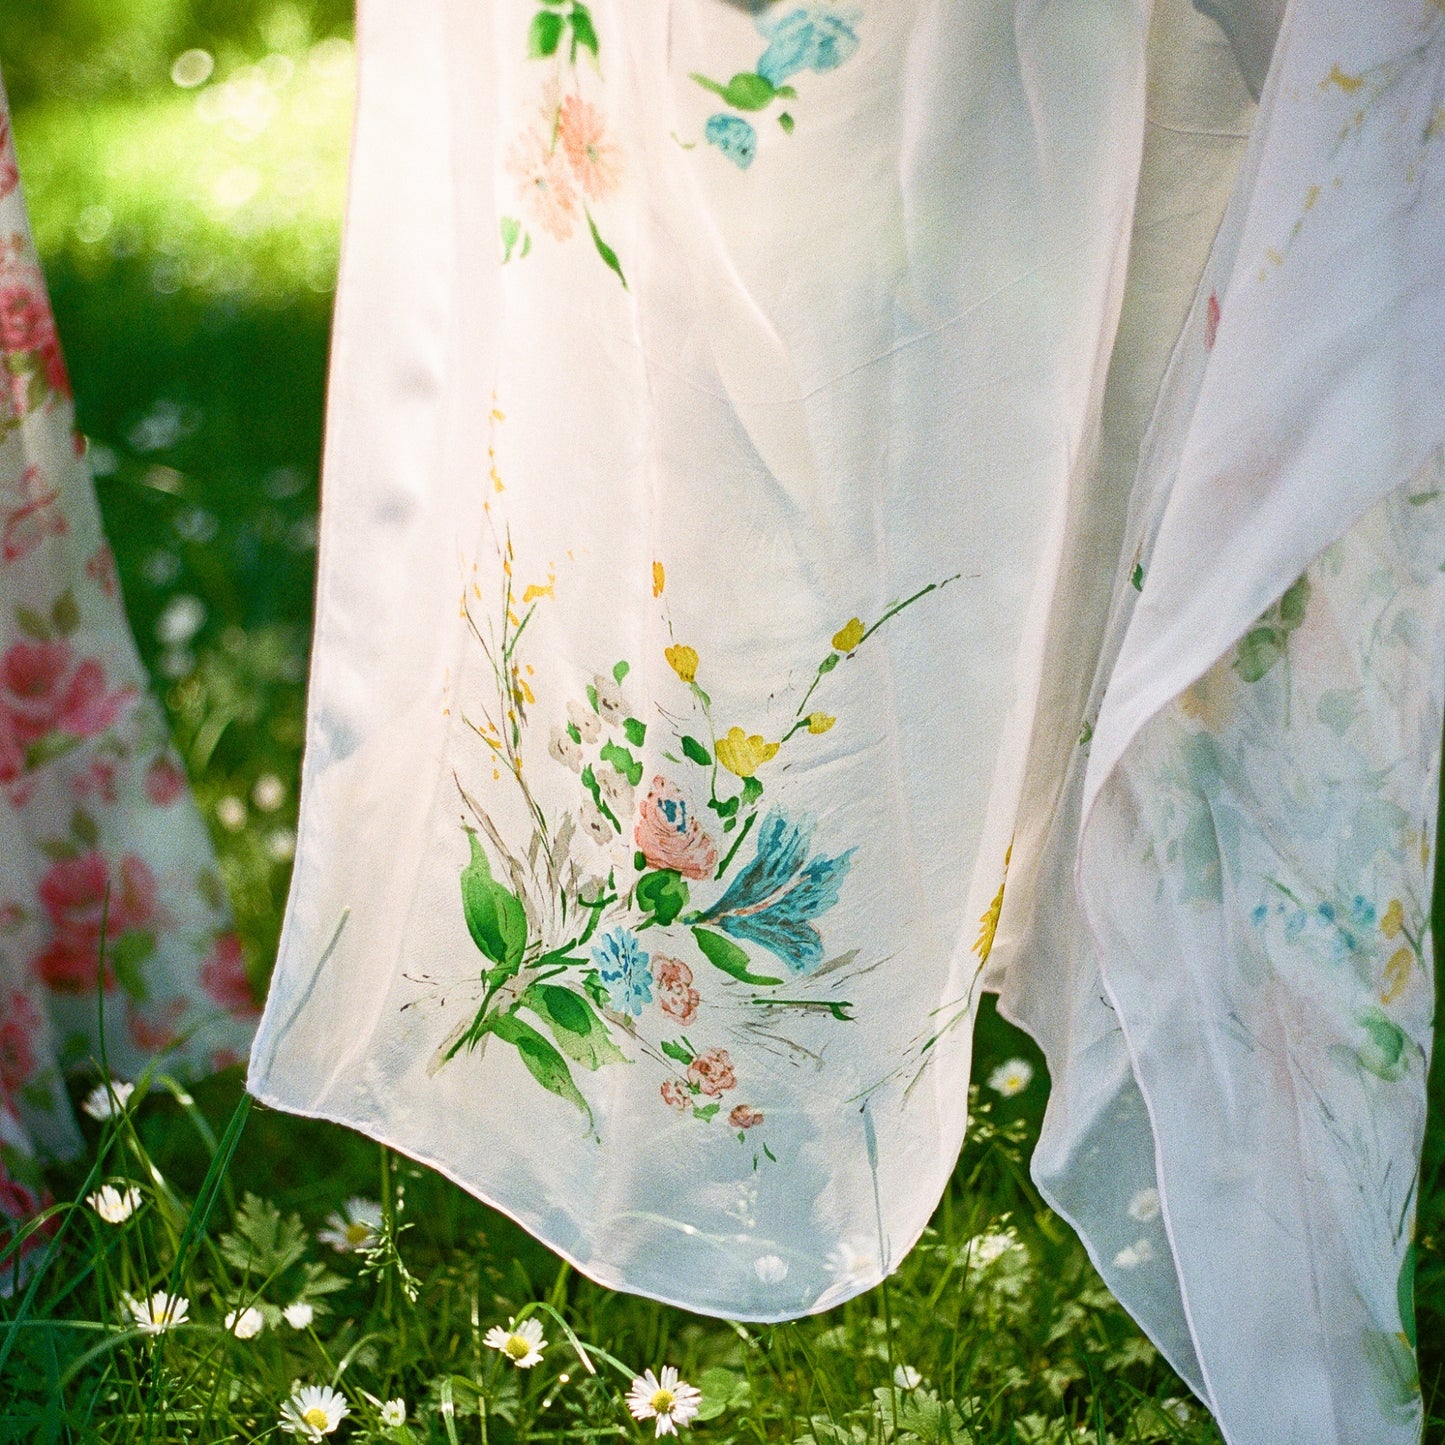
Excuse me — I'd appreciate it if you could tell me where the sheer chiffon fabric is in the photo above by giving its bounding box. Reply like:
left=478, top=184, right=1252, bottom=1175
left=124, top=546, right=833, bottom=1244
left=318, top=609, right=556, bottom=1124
left=251, top=2, right=1445, bottom=1440
left=0, top=76, right=257, bottom=1242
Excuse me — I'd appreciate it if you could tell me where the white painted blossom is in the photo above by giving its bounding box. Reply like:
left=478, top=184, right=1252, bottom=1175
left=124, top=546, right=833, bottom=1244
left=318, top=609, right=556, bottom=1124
left=1127, top=1187, right=1161, bottom=1223
left=1113, top=1238, right=1157, bottom=1270
left=753, top=1254, right=789, bottom=1284
left=279, top=1383, right=350, bottom=1439
left=567, top=699, right=602, bottom=743
left=626, top=1366, right=702, bottom=1437
left=483, top=1315, right=546, bottom=1367
left=86, top=1184, right=141, bottom=1224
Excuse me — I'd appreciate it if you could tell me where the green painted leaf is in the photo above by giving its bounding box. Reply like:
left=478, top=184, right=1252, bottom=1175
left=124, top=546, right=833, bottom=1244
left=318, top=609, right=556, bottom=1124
left=1399, top=1242, right=1418, bottom=1347
left=520, top=984, right=627, bottom=1070
left=636, top=870, right=689, bottom=926
left=599, top=740, right=643, bottom=787
left=1233, top=625, right=1285, bottom=683
left=586, top=211, right=629, bottom=289
left=818, top=652, right=840, bottom=674
left=623, top=717, right=647, bottom=747
left=693, top=927, right=782, bottom=986
left=566, top=722, right=582, bottom=744
left=741, top=776, right=763, bottom=806
left=681, top=735, right=712, bottom=766
left=1129, top=562, right=1145, bottom=592
left=15, top=606, right=50, bottom=641
left=613, top=659, right=630, bottom=683
left=527, top=9, right=565, bottom=56
left=1356, top=1008, right=1409, bottom=1081
left=71, top=809, right=98, bottom=848
left=1277, top=573, right=1311, bottom=629
left=693, top=1103, right=720, bottom=1121
left=661, top=1038, right=694, bottom=1065
left=460, top=832, right=528, bottom=971
left=691, top=71, right=776, bottom=110
left=569, top=5, right=599, bottom=58
left=111, top=930, right=156, bottom=1000
left=484, top=1011, right=590, bottom=1118
left=500, top=215, right=524, bottom=262
left=50, top=590, right=80, bottom=637
left=778, top=112, right=795, bottom=134
left=581, top=968, right=609, bottom=1008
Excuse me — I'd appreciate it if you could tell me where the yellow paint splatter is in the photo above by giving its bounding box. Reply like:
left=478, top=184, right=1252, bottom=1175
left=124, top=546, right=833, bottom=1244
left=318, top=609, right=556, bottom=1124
left=1323, top=63, right=1363, bottom=94
left=972, top=844, right=1013, bottom=962
left=522, top=582, right=554, bottom=602
left=1381, top=946, right=1413, bottom=1005
left=1380, top=898, right=1404, bottom=939
left=1304, top=184, right=1321, bottom=210
left=653, top=560, right=666, bottom=597
left=832, top=617, right=866, bottom=652
left=665, top=644, right=699, bottom=683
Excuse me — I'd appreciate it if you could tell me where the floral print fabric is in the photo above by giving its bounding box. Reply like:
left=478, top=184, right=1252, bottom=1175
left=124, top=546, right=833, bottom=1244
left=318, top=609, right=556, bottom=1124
left=255, top=1, right=1441, bottom=1441
left=0, top=76, right=255, bottom=1247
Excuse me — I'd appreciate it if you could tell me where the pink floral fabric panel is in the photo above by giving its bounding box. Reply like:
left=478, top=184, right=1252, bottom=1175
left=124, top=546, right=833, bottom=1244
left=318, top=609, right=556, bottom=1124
left=0, top=77, right=256, bottom=1247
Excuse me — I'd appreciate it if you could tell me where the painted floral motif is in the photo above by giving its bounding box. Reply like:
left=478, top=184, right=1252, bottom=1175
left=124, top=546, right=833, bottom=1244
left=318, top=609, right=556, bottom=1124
left=423, top=460, right=954, bottom=1149
left=500, top=2, right=627, bottom=285
left=690, top=4, right=863, bottom=170
left=0, top=260, right=71, bottom=431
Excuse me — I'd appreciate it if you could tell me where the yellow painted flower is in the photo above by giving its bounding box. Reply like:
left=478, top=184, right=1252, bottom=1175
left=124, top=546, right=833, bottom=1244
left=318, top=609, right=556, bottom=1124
left=1380, top=898, right=1404, bottom=939
left=665, top=644, right=699, bottom=683
left=972, top=844, right=1012, bottom=962
left=806, top=713, right=836, bottom=734
left=653, top=561, right=666, bottom=597
left=832, top=617, right=865, bottom=652
left=716, top=727, right=779, bottom=778
left=1381, top=946, right=1413, bottom=1005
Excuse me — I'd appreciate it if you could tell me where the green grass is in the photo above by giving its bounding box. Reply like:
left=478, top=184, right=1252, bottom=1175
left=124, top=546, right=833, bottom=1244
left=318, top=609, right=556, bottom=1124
left=0, top=5, right=1442, bottom=1441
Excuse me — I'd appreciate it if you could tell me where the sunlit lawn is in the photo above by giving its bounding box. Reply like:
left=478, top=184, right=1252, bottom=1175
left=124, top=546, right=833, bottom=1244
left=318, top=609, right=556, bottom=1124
left=1, top=7, right=1442, bottom=1441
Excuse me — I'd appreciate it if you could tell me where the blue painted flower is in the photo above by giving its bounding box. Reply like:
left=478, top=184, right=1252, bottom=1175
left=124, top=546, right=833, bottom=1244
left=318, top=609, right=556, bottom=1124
left=755, top=6, right=861, bottom=86
left=697, top=810, right=852, bottom=973
left=705, top=114, right=758, bottom=170
left=592, top=928, right=653, bottom=1016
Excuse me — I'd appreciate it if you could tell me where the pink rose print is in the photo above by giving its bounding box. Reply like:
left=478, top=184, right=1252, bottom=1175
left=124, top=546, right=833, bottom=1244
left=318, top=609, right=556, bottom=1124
left=32, top=850, right=159, bottom=993
left=0, top=707, right=22, bottom=784
left=634, top=776, right=718, bottom=880
left=73, top=758, right=119, bottom=805
left=200, top=932, right=259, bottom=1018
left=2, top=466, right=66, bottom=564
left=507, top=127, right=579, bottom=242
left=1, top=638, right=134, bottom=750
left=558, top=95, right=622, bottom=202
left=0, top=274, right=71, bottom=410
left=0, top=117, right=18, bottom=203
left=144, top=755, right=187, bottom=806
left=652, top=954, right=700, bottom=1026
left=0, top=990, right=39, bottom=1104
left=1205, top=291, right=1221, bottom=351
left=687, top=1047, right=736, bottom=1097
left=728, top=1104, right=763, bottom=1129
left=85, top=544, right=118, bottom=598
left=660, top=1079, right=691, bottom=1112
left=0, top=1163, right=53, bottom=1262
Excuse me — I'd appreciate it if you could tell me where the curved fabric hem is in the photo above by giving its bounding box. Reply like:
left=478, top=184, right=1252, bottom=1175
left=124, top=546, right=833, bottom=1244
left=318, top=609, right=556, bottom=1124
left=244, top=1078, right=922, bottom=1326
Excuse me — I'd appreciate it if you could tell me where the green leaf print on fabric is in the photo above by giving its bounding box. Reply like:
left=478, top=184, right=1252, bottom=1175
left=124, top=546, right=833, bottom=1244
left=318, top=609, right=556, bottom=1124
left=1233, top=573, right=1311, bottom=682
left=460, top=831, right=528, bottom=973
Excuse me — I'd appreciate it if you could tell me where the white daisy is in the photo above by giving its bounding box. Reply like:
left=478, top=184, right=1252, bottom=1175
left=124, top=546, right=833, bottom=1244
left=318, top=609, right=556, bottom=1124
left=626, top=1366, right=702, bottom=1437
left=225, top=1305, right=265, bottom=1339
left=279, top=1383, right=350, bottom=1439
left=283, top=1301, right=316, bottom=1330
left=317, top=1196, right=384, bottom=1253
left=380, top=1398, right=407, bottom=1427
left=86, top=1184, right=141, bottom=1224
left=483, top=1315, right=547, bottom=1367
left=127, top=1291, right=189, bottom=1335
left=986, top=1058, right=1033, bottom=1097
left=1127, top=1187, right=1161, bottom=1223
left=81, top=1080, right=134, bottom=1121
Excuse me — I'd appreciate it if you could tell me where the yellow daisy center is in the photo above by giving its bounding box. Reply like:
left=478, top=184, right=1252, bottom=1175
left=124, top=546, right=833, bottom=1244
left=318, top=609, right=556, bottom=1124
left=505, top=1334, right=532, bottom=1359
left=302, top=1406, right=329, bottom=1429
left=345, top=1221, right=371, bottom=1246
left=650, top=1388, right=676, bottom=1415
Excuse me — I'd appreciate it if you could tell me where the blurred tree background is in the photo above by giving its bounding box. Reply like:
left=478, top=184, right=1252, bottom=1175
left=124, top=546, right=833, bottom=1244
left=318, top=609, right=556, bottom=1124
left=1, top=0, right=355, bottom=982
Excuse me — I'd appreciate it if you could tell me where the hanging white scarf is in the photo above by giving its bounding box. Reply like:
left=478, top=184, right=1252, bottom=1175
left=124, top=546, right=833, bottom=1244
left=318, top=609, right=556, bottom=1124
left=250, top=2, right=1445, bottom=1439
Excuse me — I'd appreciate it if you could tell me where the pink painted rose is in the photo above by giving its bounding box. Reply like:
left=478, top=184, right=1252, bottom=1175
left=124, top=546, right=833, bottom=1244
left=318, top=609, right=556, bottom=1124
left=0, top=119, right=18, bottom=203
left=653, top=954, right=699, bottom=1026
left=144, top=756, right=187, bottom=807
left=687, top=1047, right=736, bottom=1097
left=0, top=277, right=70, bottom=401
left=0, top=991, right=39, bottom=1104
left=73, top=759, right=118, bottom=805
left=660, top=1079, right=690, bottom=1112
left=0, top=707, right=22, bottom=785
left=200, top=932, right=259, bottom=1018
left=0, top=1166, right=53, bottom=1262
left=86, top=544, right=118, bottom=598
left=32, top=851, right=159, bottom=993
left=634, top=776, right=717, bottom=880
left=729, top=1104, right=763, bottom=1129
left=1, top=638, right=133, bottom=747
